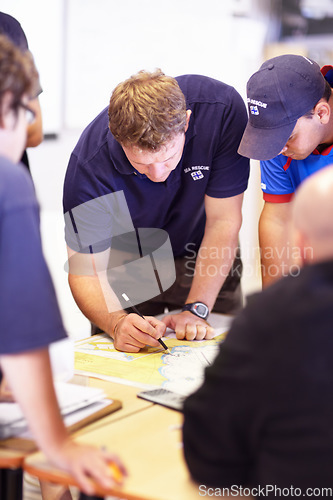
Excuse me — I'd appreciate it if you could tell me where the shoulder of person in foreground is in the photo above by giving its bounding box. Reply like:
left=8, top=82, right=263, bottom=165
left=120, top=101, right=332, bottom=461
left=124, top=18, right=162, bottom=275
left=182, top=264, right=333, bottom=489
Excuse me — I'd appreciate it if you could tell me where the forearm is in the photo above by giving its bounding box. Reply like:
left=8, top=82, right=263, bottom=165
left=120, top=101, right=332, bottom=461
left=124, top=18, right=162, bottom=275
left=1, top=350, right=127, bottom=492
left=68, top=273, right=126, bottom=338
left=186, top=225, right=240, bottom=310
left=69, top=271, right=165, bottom=352
left=0, top=349, right=68, bottom=459
left=259, top=203, right=292, bottom=287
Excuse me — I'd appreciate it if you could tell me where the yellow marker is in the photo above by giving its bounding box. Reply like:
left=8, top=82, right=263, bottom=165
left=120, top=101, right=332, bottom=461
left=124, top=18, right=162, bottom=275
left=109, top=462, right=123, bottom=483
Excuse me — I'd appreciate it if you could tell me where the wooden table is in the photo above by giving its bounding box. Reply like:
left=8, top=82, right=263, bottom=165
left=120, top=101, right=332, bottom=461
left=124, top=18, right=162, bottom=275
left=0, top=376, right=154, bottom=500
left=24, top=404, right=206, bottom=500
left=12, top=314, right=233, bottom=499
left=21, top=318, right=233, bottom=499
left=69, top=375, right=155, bottom=433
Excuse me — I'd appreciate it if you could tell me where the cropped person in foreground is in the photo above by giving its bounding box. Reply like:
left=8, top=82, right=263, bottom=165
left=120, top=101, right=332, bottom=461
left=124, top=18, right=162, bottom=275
left=0, top=34, right=126, bottom=495
left=183, top=164, right=333, bottom=495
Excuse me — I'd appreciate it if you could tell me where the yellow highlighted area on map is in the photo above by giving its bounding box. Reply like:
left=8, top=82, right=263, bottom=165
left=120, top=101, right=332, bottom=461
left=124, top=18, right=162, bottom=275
left=74, top=332, right=227, bottom=393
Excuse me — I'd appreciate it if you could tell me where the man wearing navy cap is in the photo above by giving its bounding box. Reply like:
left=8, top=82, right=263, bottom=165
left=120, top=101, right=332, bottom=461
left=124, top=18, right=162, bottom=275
left=238, top=54, right=333, bottom=286
left=63, top=70, right=249, bottom=352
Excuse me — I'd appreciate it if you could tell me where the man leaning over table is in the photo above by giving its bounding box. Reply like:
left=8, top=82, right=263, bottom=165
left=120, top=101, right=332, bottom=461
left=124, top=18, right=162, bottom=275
left=238, top=53, right=333, bottom=287
left=63, top=69, right=249, bottom=352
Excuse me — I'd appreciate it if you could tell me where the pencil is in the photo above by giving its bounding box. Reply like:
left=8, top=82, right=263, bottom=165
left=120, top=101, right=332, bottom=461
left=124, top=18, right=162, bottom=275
left=121, top=293, right=171, bottom=354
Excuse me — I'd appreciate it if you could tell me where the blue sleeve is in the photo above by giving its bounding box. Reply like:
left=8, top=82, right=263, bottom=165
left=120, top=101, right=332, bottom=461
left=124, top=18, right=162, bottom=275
left=64, top=153, right=134, bottom=255
left=261, top=156, right=294, bottom=196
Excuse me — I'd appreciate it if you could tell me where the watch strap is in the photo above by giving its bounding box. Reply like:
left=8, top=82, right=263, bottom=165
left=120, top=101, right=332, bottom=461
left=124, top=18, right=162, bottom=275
left=182, top=302, right=209, bottom=320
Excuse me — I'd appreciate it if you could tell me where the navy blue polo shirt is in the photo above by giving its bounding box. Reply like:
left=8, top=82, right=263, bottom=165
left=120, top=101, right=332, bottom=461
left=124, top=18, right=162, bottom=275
left=63, top=75, right=249, bottom=257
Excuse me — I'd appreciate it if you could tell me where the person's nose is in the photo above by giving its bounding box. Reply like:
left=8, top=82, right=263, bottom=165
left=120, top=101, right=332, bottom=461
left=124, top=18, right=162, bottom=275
left=148, top=163, right=166, bottom=177
left=279, top=145, right=288, bottom=155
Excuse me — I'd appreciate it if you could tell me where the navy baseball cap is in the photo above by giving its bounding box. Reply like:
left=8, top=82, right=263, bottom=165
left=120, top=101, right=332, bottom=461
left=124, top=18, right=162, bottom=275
left=238, top=54, right=326, bottom=161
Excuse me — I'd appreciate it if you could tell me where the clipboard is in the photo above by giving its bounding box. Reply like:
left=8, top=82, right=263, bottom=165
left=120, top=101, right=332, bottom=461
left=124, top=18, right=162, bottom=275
left=0, top=398, right=122, bottom=453
left=67, top=397, right=122, bottom=433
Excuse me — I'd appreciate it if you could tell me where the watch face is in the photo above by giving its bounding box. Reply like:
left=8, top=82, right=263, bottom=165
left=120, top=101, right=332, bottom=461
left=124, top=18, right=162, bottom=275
left=183, top=302, right=209, bottom=319
left=194, top=304, right=207, bottom=317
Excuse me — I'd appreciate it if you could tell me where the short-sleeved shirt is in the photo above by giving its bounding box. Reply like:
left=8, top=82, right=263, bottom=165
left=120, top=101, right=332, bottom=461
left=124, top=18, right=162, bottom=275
left=260, top=146, right=333, bottom=203
left=0, top=156, right=66, bottom=355
left=260, top=66, right=333, bottom=203
left=63, top=75, right=249, bottom=257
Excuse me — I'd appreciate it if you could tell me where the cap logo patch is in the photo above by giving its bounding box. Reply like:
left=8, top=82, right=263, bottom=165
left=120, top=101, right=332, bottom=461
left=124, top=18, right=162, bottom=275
left=247, top=98, right=268, bottom=109
left=250, top=105, right=259, bottom=115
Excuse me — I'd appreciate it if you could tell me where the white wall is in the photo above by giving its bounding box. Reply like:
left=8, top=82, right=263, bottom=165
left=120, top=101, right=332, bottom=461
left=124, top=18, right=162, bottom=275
left=1, top=0, right=64, bottom=134
left=64, top=0, right=262, bottom=128
left=2, top=0, right=268, bottom=129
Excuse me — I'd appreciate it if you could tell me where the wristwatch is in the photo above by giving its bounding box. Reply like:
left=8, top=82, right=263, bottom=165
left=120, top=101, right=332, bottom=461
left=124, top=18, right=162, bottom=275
left=182, top=302, right=209, bottom=320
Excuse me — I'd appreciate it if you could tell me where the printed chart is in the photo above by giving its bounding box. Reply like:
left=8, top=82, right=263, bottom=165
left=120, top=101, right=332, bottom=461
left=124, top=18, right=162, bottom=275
left=75, top=313, right=233, bottom=395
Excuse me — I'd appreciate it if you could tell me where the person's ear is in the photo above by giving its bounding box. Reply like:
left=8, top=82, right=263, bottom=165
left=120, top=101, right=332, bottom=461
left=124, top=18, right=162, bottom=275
left=0, top=92, right=15, bottom=129
left=184, top=110, right=192, bottom=132
left=315, top=100, right=330, bottom=125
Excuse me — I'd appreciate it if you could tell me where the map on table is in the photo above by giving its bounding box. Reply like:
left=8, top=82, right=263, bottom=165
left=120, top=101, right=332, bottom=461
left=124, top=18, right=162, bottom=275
left=74, top=313, right=232, bottom=396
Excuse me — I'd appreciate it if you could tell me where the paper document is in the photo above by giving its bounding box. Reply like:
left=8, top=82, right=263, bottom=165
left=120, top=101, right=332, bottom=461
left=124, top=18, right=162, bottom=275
left=0, top=382, right=107, bottom=440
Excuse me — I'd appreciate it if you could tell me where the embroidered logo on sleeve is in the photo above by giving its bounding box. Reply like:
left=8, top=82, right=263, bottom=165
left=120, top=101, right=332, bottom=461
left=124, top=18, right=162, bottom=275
left=191, top=171, right=204, bottom=180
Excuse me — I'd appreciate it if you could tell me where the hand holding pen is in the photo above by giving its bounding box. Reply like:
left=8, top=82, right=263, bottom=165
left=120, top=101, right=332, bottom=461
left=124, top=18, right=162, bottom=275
left=110, top=294, right=168, bottom=353
left=122, top=293, right=171, bottom=354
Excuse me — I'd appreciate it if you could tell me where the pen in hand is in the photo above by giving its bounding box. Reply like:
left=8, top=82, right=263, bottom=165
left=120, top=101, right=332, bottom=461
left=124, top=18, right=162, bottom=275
left=121, top=293, right=171, bottom=355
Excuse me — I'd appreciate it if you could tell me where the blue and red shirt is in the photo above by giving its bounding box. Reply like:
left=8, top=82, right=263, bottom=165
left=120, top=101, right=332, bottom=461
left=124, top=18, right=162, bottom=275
left=63, top=75, right=249, bottom=257
left=261, top=145, right=333, bottom=203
